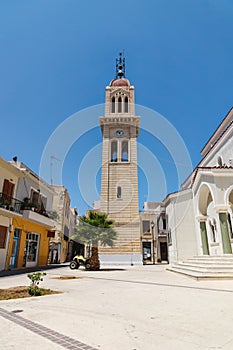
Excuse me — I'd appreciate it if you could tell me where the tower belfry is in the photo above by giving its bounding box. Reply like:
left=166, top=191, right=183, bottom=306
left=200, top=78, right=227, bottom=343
left=99, top=53, right=142, bottom=265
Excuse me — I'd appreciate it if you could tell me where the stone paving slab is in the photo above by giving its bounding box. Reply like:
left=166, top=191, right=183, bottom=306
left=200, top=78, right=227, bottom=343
left=1, top=265, right=233, bottom=349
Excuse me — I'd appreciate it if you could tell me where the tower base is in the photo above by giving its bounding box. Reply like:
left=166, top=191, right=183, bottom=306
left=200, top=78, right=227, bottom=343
left=99, top=253, right=143, bottom=266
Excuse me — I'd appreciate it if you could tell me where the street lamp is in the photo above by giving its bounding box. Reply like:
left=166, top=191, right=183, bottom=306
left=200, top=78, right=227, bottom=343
left=151, top=221, right=155, bottom=264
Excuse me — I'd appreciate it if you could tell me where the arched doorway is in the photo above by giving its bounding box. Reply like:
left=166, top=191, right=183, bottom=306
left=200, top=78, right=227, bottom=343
left=198, top=185, right=214, bottom=255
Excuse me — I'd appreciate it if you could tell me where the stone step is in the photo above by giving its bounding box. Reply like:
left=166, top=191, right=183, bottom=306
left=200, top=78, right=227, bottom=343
left=186, top=259, right=233, bottom=265
left=179, top=261, right=233, bottom=268
left=167, top=266, right=233, bottom=279
left=167, top=255, right=233, bottom=279
left=169, top=264, right=233, bottom=273
left=188, top=255, right=233, bottom=261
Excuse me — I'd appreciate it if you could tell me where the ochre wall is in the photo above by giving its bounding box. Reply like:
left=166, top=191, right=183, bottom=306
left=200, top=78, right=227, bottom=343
left=7, top=217, right=50, bottom=269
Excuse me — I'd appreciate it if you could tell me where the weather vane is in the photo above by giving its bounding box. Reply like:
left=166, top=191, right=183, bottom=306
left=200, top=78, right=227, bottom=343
left=116, top=51, right=125, bottom=79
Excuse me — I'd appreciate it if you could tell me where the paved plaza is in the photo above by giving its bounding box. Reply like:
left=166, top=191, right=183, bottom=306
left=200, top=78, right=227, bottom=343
left=1, top=264, right=233, bottom=350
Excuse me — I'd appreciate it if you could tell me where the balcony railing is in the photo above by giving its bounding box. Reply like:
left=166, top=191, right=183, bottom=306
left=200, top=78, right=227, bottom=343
left=0, top=193, right=52, bottom=219
left=0, top=193, right=23, bottom=214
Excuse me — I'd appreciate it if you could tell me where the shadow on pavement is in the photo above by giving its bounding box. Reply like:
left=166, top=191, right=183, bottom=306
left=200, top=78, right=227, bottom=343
left=0, top=264, right=68, bottom=277
left=99, top=268, right=126, bottom=271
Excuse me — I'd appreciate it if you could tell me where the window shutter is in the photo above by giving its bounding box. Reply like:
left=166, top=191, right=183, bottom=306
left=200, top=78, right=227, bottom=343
left=0, top=226, right=7, bottom=249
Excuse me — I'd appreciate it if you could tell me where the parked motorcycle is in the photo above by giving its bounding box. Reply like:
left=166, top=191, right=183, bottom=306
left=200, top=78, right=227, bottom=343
left=69, top=255, right=91, bottom=270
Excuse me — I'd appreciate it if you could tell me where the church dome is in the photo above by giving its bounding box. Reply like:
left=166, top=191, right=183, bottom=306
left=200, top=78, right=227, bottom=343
left=110, top=78, right=130, bottom=87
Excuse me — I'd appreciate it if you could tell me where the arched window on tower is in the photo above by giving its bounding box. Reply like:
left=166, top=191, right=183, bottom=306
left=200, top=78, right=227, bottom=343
left=118, top=97, right=122, bottom=113
left=111, top=97, right=115, bottom=113
left=111, top=141, right=117, bottom=162
left=117, top=186, right=122, bottom=199
left=121, top=141, right=128, bottom=162
left=124, top=96, right=128, bottom=113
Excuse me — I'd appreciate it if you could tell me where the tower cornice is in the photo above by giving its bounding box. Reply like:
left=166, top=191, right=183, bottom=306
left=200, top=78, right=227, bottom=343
left=99, top=116, right=140, bottom=136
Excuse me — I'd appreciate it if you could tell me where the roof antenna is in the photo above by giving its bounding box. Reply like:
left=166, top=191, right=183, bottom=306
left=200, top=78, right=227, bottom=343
left=116, top=51, right=125, bottom=79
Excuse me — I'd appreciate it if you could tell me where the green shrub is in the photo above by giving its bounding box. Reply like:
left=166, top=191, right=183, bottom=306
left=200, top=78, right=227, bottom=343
left=27, top=272, right=46, bottom=297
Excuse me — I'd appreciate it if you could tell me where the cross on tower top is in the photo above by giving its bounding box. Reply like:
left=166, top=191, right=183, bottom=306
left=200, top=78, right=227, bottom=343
left=116, top=52, right=125, bottom=79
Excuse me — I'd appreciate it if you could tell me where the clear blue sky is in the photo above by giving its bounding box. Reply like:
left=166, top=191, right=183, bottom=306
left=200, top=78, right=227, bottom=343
left=1, top=0, right=233, bottom=214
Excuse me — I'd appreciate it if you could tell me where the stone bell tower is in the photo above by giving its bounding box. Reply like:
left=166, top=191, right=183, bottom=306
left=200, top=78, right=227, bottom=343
left=99, top=53, right=142, bottom=265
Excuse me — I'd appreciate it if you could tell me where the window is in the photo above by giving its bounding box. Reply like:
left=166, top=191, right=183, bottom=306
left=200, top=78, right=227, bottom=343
left=64, top=225, right=69, bottom=240
left=118, top=97, right=122, bottom=113
left=30, top=189, right=39, bottom=206
left=209, top=221, right=216, bottom=242
left=0, top=225, right=7, bottom=249
left=217, top=156, right=223, bottom=167
left=30, top=189, right=47, bottom=211
left=111, top=97, right=115, bottom=113
left=25, top=233, right=39, bottom=262
left=111, top=141, right=117, bottom=162
left=117, top=186, right=122, bottom=199
left=14, top=228, right=20, bottom=238
left=121, top=141, right=128, bottom=162
left=2, top=179, right=14, bottom=204
left=162, top=218, right=166, bottom=230
left=124, top=96, right=128, bottom=113
left=142, top=220, right=150, bottom=233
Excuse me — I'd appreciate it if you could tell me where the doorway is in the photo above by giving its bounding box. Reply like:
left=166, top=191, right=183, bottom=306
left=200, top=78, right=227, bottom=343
left=160, top=242, right=168, bottom=261
left=142, top=242, right=152, bottom=264
left=9, top=229, right=21, bottom=269
left=23, top=232, right=40, bottom=267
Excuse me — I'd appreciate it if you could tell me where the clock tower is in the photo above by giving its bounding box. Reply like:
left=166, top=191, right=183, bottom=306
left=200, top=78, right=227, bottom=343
left=99, top=53, right=142, bottom=265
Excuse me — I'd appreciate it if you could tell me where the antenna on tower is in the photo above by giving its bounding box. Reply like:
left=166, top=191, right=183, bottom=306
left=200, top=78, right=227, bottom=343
left=50, top=155, right=61, bottom=185
left=116, top=51, right=125, bottom=79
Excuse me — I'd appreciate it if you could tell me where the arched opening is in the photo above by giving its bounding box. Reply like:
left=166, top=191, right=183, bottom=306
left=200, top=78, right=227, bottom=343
left=111, top=97, right=115, bottom=113
left=121, top=141, right=128, bottom=162
left=118, top=97, right=122, bottom=113
left=111, top=141, right=117, bottom=162
left=217, top=156, right=223, bottom=167
left=124, top=96, right=128, bottom=113
left=117, top=186, right=122, bottom=199
left=209, top=219, right=216, bottom=242
left=198, top=185, right=214, bottom=255
left=229, top=189, right=233, bottom=208
left=198, top=184, right=213, bottom=216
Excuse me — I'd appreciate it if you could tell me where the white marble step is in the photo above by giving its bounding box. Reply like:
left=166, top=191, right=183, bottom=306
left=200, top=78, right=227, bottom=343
left=167, top=266, right=233, bottom=279
left=177, top=262, right=233, bottom=270
left=187, top=256, right=233, bottom=263
left=167, top=255, right=233, bottom=279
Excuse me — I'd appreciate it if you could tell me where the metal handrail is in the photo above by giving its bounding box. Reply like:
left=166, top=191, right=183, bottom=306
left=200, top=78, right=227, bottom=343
left=0, top=192, right=23, bottom=213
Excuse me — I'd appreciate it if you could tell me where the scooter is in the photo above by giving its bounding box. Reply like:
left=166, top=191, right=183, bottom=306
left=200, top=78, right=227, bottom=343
left=69, top=255, right=91, bottom=270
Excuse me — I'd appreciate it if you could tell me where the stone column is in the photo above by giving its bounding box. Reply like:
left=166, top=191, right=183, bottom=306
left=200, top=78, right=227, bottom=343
left=199, top=220, right=210, bottom=255
left=214, top=205, right=232, bottom=255
left=219, top=212, right=232, bottom=254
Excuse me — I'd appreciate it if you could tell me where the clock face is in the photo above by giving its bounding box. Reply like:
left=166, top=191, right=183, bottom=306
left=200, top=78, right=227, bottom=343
left=116, top=130, right=124, bottom=137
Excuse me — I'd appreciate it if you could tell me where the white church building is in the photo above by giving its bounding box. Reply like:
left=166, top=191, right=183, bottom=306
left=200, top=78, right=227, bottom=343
left=165, top=107, right=233, bottom=266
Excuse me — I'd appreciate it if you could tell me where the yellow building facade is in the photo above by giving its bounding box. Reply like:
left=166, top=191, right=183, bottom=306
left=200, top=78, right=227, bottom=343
left=6, top=217, right=51, bottom=270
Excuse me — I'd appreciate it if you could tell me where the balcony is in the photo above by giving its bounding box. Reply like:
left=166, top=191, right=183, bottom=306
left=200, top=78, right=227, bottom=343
left=0, top=193, right=54, bottom=228
left=0, top=192, right=23, bottom=214
left=20, top=198, right=54, bottom=228
left=22, top=209, right=54, bottom=228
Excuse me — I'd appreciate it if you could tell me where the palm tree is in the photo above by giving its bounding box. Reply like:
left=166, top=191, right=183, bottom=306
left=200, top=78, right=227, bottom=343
left=72, top=212, right=117, bottom=270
